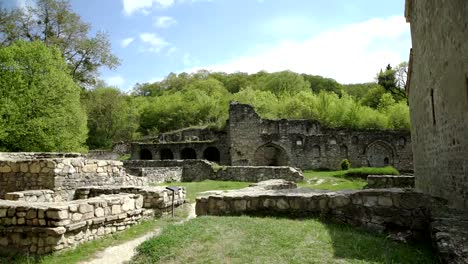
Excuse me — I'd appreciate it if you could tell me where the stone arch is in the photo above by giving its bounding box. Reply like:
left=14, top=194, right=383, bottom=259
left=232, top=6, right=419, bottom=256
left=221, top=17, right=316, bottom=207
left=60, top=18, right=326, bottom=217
left=203, top=147, right=221, bottom=162
left=181, top=148, right=197, bottom=159
left=140, top=149, right=153, bottom=160
left=365, top=140, right=395, bottom=167
left=160, top=148, right=174, bottom=160
left=312, top=145, right=321, bottom=158
left=253, top=143, right=289, bottom=166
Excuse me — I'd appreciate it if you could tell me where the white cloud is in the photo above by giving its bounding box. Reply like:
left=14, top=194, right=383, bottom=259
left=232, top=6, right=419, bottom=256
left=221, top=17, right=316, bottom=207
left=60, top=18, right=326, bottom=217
left=106, top=76, right=125, bottom=87
left=121, top=37, right=135, bottom=48
left=153, top=16, right=177, bottom=28
left=122, top=0, right=175, bottom=15
left=185, top=16, right=411, bottom=84
left=139, top=33, right=170, bottom=53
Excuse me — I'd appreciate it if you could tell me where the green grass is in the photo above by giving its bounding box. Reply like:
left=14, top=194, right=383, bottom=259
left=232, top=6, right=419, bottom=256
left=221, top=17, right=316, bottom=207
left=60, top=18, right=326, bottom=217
left=0, top=204, right=192, bottom=264
left=131, top=216, right=436, bottom=264
left=299, top=167, right=399, bottom=191
left=159, top=180, right=251, bottom=202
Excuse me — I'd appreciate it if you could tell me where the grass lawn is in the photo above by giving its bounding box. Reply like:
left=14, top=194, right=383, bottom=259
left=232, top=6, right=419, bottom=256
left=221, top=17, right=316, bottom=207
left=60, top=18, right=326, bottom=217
left=299, top=167, right=399, bottom=191
left=158, top=180, right=251, bottom=202
left=131, top=216, right=436, bottom=264
left=0, top=204, right=192, bottom=264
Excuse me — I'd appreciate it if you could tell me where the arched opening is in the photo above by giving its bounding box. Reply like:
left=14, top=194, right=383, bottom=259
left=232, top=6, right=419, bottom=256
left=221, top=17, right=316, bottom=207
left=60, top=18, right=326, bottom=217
left=203, top=147, right=220, bottom=162
left=384, top=157, right=390, bottom=166
left=160, top=148, right=174, bottom=160
left=181, top=148, right=197, bottom=159
left=140, top=149, right=152, bottom=160
left=365, top=141, right=394, bottom=167
left=253, top=143, right=289, bottom=166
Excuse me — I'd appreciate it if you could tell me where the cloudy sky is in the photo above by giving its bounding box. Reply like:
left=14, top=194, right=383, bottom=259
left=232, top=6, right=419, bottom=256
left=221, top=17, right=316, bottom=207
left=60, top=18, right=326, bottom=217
left=7, top=0, right=411, bottom=91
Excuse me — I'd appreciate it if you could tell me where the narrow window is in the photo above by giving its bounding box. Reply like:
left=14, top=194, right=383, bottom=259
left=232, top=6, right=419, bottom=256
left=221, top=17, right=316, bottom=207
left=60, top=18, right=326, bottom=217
left=431, top=89, right=436, bottom=126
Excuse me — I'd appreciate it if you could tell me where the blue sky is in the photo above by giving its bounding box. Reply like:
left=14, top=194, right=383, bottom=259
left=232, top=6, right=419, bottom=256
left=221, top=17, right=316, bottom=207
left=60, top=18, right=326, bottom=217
left=8, top=0, right=411, bottom=91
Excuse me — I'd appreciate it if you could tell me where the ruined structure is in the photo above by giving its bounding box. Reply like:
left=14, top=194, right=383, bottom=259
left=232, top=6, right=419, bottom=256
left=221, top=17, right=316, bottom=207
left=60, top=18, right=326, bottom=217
left=0, top=153, right=186, bottom=254
left=405, top=0, right=468, bottom=210
left=131, top=102, right=413, bottom=172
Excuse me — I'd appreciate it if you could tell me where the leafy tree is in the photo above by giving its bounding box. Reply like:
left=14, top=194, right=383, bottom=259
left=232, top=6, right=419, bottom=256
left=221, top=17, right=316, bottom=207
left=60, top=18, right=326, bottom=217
left=301, top=74, right=343, bottom=95
left=255, top=70, right=310, bottom=96
left=0, top=41, right=87, bottom=151
left=84, top=86, right=139, bottom=149
left=0, top=0, right=119, bottom=87
left=377, top=64, right=406, bottom=100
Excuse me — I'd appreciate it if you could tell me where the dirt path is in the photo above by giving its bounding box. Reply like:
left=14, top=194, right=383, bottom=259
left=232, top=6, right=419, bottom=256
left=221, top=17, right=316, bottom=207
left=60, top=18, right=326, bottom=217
left=80, top=203, right=196, bottom=264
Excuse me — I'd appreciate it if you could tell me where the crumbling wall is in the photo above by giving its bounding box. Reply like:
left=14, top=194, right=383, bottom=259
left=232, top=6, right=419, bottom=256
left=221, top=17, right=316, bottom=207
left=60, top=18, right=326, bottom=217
left=228, top=102, right=413, bottom=172
left=123, top=160, right=305, bottom=183
left=0, top=155, right=147, bottom=201
left=406, top=0, right=468, bottom=209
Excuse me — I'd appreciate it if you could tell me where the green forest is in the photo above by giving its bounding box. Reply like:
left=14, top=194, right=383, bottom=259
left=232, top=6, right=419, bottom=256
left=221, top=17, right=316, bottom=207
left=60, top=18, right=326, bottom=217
left=0, top=0, right=410, bottom=152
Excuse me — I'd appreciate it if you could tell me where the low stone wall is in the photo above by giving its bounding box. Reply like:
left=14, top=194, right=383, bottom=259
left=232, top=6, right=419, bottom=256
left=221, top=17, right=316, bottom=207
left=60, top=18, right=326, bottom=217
left=366, top=175, right=415, bottom=189
left=0, top=194, right=144, bottom=254
left=195, top=183, right=444, bottom=234
left=4, top=190, right=57, bottom=203
left=0, top=157, right=147, bottom=200
left=123, top=160, right=304, bottom=183
left=127, top=167, right=183, bottom=184
left=214, top=166, right=304, bottom=182
left=196, top=181, right=468, bottom=264
left=86, top=150, right=119, bottom=160
left=74, top=186, right=186, bottom=215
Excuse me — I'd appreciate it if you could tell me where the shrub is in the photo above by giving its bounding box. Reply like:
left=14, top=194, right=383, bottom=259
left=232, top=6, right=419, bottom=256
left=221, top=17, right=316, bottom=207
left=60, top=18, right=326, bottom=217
left=340, top=159, right=351, bottom=170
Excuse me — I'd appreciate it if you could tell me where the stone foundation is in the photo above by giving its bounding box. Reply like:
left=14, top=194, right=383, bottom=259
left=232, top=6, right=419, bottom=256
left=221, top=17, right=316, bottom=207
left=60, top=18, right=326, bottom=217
left=195, top=180, right=468, bottom=264
left=0, top=154, right=147, bottom=200
left=123, top=160, right=304, bottom=183
left=0, top=194, right=144, bottom=254
left=366, top=175, right=415, bottom=189
left=4, top=190, right=57, bottom=203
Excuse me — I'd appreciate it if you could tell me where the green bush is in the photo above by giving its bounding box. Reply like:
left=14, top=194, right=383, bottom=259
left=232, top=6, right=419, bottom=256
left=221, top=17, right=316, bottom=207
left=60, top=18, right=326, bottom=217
left=344, top=166, right=400, bottom=178
left=340, top=159, right=351, bottom=170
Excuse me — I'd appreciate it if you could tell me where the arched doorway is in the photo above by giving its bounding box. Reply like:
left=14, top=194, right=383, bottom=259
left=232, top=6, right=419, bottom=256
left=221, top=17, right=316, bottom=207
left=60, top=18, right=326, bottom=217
left=181, top=148, right=197, bottom=159
left=160, top=148, right=174, bottom=160
left=140, top=149, right=152, bottom=160
left=253, top=143, right=289, bottom=166
left=366, top=141, right=394, bottom=167
left=203, top=147, right=220, bottom=162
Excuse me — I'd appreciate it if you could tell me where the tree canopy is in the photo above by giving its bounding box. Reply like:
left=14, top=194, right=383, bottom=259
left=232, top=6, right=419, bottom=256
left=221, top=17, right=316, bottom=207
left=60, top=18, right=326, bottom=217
left=0, top=41, right=87, bottom=151
left=0, top=0, right=119, bottom=87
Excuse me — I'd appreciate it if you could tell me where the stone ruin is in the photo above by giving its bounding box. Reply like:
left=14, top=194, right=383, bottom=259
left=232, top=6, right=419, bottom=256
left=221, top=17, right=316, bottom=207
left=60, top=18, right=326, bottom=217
left=129, top=102, right=413, bottom=172
left=196, top=179, right=468, bottom=264
left=0, top=152, right=186, bottom=255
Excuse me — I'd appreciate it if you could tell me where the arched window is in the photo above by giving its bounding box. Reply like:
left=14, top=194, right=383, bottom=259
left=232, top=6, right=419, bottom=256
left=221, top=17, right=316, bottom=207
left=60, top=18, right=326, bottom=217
left=160, top=149, right=174, bottom=160
left=140, top=149, right=152, bottom=160
left=181, top=148, right=197, bottom=159
left=203, top=147, right=221, bottom=162
left=253, top=143, right=289, bottom=166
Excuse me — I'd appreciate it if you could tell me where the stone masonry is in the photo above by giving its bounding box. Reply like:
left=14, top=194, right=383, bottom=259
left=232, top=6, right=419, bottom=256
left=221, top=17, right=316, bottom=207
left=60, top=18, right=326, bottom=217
left=123, top=159, right=304, bottom=183
left=130, top=102, right=413, bottom=172
left=196, top=180, right=468, bottom=264
left=405, top=0, right=468, bottom=210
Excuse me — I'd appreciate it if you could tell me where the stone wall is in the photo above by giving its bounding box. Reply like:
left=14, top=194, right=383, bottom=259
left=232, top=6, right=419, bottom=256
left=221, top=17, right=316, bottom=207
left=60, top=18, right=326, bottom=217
left=123, top=160, right=305, bottom=183
left=4, top=190, right=57, bottom=203
left=130, top=140, right=231, bottom=165
left=195, top=180, right=467, bottom=264
left=366, top=175, right=415, bottom=189
left=86, top=150, right=120, bottom=160
left=74, top=186, right=186, bottom=214
left=196, top=183, right=443, bottom=234
left=0, top=194, right=145, bottom=254
left=0, top=156, right=147, bottom=201
left=228, top=102, right=413, bottom=172
left=405, top=0, right=468, bottom=209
